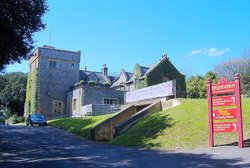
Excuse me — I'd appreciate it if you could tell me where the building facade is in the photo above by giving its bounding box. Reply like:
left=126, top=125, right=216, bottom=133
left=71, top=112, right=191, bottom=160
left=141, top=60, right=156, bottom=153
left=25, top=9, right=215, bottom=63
left=25, top=46, right=81, bottom=119
left=25, top=46, right=185, bottom=119
left=68, top=67, right=124, bottom=117
left=111, top=55, right=186, bottom=97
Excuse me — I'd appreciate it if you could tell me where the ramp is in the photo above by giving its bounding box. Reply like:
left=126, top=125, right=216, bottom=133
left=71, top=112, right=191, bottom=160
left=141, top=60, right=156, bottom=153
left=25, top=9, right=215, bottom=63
left=114, top=101, right=162, bottom=137
left=91, top=99, right=181, bottom=141
left=91, top=104, right=149, bottom=140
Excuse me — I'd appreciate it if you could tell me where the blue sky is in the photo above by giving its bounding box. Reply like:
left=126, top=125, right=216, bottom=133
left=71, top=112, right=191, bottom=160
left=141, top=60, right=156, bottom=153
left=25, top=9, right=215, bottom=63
left=5, top=0, right=250, bottom=77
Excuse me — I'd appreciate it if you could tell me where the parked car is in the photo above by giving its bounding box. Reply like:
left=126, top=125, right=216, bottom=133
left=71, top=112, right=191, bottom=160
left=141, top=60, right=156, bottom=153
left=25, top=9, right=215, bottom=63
left=26, top=114, right=47, bottom=126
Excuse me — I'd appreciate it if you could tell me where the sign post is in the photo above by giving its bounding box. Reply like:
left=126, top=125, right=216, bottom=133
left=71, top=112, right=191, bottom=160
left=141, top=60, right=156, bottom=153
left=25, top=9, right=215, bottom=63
left=235, top=74, right=244, bottom=148
left=207, top=74, right=244, bottom=148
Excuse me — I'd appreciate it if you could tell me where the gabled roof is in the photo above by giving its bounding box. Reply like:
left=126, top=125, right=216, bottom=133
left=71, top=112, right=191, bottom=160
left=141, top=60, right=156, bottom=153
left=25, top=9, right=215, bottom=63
left=125, top=56, right=168, bottom=82
left=95, top=55, right=178, bottom=88
left=110, top=69, right=133, bottom=88
left=138, top=65, right=149, bottom=77
left=141, top=56, right=167, bottom=79
left=125, top=71, right=133, bottom=81
left=79, top=70, right=115, bottom=85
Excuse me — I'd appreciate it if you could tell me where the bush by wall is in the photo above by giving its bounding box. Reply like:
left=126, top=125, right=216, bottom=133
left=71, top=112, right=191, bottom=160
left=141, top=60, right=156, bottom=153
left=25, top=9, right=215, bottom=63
left=25, top=69, right=38, bottom=117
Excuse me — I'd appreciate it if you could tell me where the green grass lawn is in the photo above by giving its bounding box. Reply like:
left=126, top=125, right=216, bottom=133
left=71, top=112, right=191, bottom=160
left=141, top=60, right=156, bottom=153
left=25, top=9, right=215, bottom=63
left=109, top=98, right=250, bottom=150
left=48, top=114, right=114, bottom=139
left=48, top=99, right=250, bottom=150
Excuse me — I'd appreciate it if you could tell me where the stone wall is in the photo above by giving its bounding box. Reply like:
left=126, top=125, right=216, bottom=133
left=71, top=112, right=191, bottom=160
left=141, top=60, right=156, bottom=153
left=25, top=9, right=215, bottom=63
left=28, top=49, right=38, bottom=73
left=72, top=88, right=82, bottom=117
left=36, top=46, right=81, bottom=119
left=72, top=104, right=121, bottom=117
left=70, top=86, right=124, bottom=117
left=82, top=87, right=124, bottom=105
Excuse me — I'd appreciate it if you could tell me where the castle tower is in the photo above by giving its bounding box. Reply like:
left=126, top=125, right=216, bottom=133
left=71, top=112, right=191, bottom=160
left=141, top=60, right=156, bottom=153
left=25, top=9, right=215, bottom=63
left=25, top=45, right=81, bottom=119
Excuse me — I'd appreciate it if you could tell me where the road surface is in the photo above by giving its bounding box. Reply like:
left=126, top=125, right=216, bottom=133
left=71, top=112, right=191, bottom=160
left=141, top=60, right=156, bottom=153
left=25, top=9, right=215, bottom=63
left=0, top=126, right=250, bottom=168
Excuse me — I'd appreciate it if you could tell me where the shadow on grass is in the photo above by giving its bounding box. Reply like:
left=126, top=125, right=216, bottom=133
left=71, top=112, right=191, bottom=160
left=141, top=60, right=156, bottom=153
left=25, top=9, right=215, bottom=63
left=1, top=126, right=250, bottom=168
left=110, top=113, right=177, bottom=148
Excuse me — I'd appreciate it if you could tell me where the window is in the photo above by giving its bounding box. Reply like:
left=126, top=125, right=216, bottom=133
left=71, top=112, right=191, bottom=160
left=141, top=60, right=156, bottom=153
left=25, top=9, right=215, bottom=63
left=71, top=63, right=74, bottom=70
left=73, top=99, right=77, bottom=110
left=49, top=60, right=56, bottom=68
left=162, top=76, right=169, bottom=82
left=53, top=100, right=63, bottom=114
left=104, top=98, right=119, bottom=105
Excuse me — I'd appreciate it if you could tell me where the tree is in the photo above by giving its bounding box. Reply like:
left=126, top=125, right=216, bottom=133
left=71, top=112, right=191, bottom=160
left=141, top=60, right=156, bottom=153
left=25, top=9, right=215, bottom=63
left=0, top=72, right=27, bottom=116
left=204, top=71, right=218, bottom=83
left=214, top=57, right=250, bottom=81
left=186, top=71, right=218, bottom=99
left=0, top=106, right=11, bottom=124
left=241, top=75, right=250, bottom=96
left=214, top=49, right=250, bottom=96
left=214, top=48, right=250, bottom=81
left=186, top=75, right=205, bottom=99
left=0, top=0, right=47, bottom=71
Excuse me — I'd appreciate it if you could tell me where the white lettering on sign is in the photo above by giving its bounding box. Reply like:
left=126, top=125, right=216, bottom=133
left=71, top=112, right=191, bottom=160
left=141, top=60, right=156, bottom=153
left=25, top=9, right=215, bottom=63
left=125, top=81, right=174, bottom=103
left=233, top=123, right=237, bottom=130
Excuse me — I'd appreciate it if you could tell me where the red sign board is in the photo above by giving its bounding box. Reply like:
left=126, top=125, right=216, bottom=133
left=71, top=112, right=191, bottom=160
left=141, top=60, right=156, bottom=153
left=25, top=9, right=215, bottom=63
left=212, top=82, right=235, bottom=95
left=212, top=95, right=236, bottom=107
left=213, top=108, right=237, bottom=120
left=207, top=75, right=244, bottom=148
left=213, top=122, right=237, bottom=132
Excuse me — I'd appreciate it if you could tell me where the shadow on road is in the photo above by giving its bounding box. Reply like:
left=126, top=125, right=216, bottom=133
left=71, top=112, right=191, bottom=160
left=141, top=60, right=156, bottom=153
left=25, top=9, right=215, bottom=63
left=216, top=138, right=250, bottom=148
left=0, top=126, right=249, bottom=168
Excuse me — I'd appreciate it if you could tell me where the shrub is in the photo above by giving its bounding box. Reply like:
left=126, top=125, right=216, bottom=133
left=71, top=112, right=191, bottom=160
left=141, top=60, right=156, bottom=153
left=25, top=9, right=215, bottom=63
left=79, top=80, right=84, bottom=85
left=9, top=114, right=22, bottom=124
left=88, top=80, right=96, bottom=87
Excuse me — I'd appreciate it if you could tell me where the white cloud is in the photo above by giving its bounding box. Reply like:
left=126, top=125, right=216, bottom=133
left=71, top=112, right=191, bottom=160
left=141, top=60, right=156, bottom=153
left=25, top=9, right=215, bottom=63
left=190, top=49, right=207, bottom=55
left=188, top=48, right=230, bottom=57
left=208, top=48, right=230, bottom=57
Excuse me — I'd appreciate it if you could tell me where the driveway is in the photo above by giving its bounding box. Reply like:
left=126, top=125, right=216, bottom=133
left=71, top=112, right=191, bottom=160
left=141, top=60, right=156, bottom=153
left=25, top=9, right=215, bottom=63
left=0, top=126, right=250, bottom=168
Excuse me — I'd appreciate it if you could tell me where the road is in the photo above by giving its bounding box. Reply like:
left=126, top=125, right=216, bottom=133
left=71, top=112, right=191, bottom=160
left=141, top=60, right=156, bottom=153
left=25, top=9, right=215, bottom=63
left=0, top=126, right=250, bottom=168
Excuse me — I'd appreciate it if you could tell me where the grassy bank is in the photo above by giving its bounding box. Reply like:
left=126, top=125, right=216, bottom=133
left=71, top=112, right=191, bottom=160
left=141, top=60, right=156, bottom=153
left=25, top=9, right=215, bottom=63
left=48, top=114, right=114, bottom=139
left=109, top=98, right=250, bottom=150
left=48, top=99, right=250, bottom=150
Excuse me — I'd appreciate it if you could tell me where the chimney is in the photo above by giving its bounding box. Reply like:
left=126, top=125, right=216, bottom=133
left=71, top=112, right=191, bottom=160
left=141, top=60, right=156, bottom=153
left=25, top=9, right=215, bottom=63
left=161, top=54, right=169, bottom=60
left=101, top=64, right=108, bottom=76
left=162, top=54, right=167, bottom=58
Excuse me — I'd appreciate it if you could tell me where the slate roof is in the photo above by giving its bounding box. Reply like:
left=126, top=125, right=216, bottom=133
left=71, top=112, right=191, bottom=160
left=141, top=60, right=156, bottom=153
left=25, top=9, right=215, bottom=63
left=125, top=71, right=133, bottom=81
left=140, top=56, right=167, bottom=78
left=103, top=56, right=169, bottom=87
left=110, top=70, right=133, bottom=88
left=138, top=66, right=150, bottom=77
left=79, top=70, right=115, bottom=85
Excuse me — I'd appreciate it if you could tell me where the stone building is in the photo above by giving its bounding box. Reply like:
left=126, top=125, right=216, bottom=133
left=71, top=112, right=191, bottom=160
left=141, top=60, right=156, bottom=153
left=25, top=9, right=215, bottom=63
left=25, top=46, right=124, bottom=119
left=25, top=46, right=81, bottom=119
left=111, top=55, right=186, bottom=97
left=25, top=46, right=185, bottom=119
left=68, top=67, right=124, bottom=117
